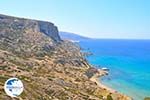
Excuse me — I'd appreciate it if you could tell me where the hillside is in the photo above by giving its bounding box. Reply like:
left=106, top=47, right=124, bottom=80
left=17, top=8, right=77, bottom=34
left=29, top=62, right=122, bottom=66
left=59, top=32, right=90, bottom=41
left=0, top=14, right=131, bottom=100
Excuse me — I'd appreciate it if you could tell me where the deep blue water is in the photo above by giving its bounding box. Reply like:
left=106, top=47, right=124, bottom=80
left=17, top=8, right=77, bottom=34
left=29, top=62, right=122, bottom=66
left=79, top=39, right=150, bottom=100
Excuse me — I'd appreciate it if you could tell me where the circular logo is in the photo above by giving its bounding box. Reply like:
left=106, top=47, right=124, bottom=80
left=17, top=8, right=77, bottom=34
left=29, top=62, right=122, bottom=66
left=4, top=78, right=24, bottom=97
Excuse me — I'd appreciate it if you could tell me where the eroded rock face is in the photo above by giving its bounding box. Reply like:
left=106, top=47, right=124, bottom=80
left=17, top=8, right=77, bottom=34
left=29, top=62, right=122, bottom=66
left=38, top=21, right=60, bottom=42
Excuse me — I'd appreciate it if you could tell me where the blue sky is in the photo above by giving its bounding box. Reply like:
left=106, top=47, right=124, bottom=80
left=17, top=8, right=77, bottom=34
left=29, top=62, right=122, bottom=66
left=0, top=0, right=150, bottom=39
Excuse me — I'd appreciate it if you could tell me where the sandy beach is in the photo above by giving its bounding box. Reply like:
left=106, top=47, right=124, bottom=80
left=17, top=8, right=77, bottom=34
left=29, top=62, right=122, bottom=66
left=90, top=69, right=132, bottom=100
left=90, top=69, right=117, bottom=93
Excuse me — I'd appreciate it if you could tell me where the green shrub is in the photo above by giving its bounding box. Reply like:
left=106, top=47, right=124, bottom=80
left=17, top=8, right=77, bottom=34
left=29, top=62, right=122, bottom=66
left=107, top=94, right=113, bottom=100
left=0, top=65, right=7, bottom=70
left=144, top=97, right=150, bottom=100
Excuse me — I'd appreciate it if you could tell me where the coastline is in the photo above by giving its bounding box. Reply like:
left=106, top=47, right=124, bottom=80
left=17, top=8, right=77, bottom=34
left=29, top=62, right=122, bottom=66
left=90, top=69, right=132, bottom=100
left=90, top=70, right=117, bottom=93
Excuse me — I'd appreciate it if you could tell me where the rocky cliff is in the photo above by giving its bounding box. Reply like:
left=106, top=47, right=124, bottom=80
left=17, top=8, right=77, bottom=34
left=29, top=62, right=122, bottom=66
left=0, top=14, right=61, bottom=57
left=0, top=14, right=61, bottom=41
left=0, top=14, right=131, bottom=100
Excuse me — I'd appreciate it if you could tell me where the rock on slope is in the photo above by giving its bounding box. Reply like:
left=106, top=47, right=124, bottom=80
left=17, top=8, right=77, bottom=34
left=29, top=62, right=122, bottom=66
left=0, top=14, right=131, bottom=100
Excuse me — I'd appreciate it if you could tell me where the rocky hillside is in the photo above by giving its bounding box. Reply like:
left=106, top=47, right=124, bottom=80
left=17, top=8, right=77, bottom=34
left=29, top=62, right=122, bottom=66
left=0, top=14, right=61, bottom=57
left=0, top=14, right=131, bottom=100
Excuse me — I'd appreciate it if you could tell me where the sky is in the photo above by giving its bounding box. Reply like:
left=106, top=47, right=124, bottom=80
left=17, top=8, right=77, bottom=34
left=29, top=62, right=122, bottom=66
left=0, top=0, right=150, bottom=39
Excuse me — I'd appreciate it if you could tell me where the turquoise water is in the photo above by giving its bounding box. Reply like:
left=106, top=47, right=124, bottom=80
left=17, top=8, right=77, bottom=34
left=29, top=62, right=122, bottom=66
left=79, top=39, right=150, bottom=100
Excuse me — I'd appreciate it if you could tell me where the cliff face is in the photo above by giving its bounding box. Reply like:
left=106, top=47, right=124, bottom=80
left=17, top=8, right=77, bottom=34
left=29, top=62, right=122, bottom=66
left=38, top=21, right=60, bottom=42
left=0, top=14, right=131, bottom=100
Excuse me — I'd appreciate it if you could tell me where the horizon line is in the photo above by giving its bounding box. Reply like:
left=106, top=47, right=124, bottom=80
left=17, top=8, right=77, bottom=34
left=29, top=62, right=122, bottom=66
left=59, top=31, right=150, bottom=40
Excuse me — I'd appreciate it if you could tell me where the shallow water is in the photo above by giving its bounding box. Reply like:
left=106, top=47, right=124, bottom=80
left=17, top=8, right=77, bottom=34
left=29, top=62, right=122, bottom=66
left=79, top=39, right=150, bottom=100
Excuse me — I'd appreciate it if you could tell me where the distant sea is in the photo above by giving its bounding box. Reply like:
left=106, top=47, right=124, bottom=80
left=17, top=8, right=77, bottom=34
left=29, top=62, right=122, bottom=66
left=79, top=39, right=150, bottom=100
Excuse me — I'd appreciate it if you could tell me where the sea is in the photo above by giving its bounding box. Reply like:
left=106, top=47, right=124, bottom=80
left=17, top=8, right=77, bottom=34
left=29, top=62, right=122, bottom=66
left=79, top=39, right=150, bottom=100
